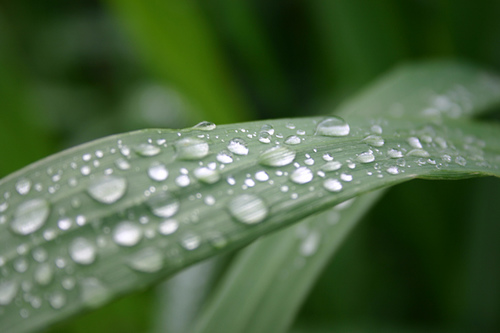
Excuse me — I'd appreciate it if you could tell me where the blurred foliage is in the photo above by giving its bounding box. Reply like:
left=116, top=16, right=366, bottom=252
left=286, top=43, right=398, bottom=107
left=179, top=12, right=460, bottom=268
left=0, top=0, right=499, bottom=332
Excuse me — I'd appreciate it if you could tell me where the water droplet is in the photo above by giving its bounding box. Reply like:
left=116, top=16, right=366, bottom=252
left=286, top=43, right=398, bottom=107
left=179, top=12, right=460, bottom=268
left=321, top=161, right=342, bottom=172
left=304, top=158, right=315, bottom=165
left=386, top=166, right=400, bottom=175
left=284, top=135, right=301, bottom=145
left=87, top=175, right=127, bottom=204
left=258, top=132, right=272, bottom=144
left=228, top=194, right=268, bottom=224
left=175, top=137, right=209, bottom=160
left=315, top=117, right=350, bottom=137
left=80, top=278, right=110, bottom=308
left=147, top=193, right=180, bottom=218
left=300, top=231, right=320, bottom=257
left=323, top=179, right=342, bottom=192
left=193, top=121, right=216, bottom=131
left=455, top=156, right=467, bottom=166
left=356, top=152, right=375, bottom=163
left=16, top=178, right=32, bottom=195
left=290, top=167, right=313, bottom=184
left=388, top=148, right=403, bottom=158
left=181, top=234, right=201, bottom=250
left=115, top=158, right=131, bottom=170
left=363, top=135, right=385, bottom=147
left=69, top=237, right=97, bottom=265
left=158, top=219, right=178, bottom=235
left=407, top=149, right=430, bottom=157
left=216, top=151, right=233, bottom=164
left=261, top=124, right=274, bottom=135
left=340, top=173, right=353, bottom=182
left=10, top=198, right=50, bottom=235
left=371, top=125, right=383, bottom=134
left=127, top=247, right=164, bottom=273
left=408, top=137, right=423, bottom=149
left=227, top=138, right=249, bottom=155
left=194, top=167, right=220, bottom=184
left=0, top=280, right=18, bottom=305
left=49, top=291, right=66, bottom=309
left=258, top=146, right=296, bottom=167
left=34, top=263, right=53, bottom=286
left=175, top=174, right=191, bottom=187
left=255, top=171, right=269, bottom=182
left=148, top=163, right=168, bottom=182
left=113, top=221, right=142, bottom=247
left=135, top=144, right=161, bottom=157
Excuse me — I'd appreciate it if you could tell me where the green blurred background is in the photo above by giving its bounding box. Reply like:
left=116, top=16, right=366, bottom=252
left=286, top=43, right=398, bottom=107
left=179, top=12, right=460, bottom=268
left=1, top=0, right=499, bottom=332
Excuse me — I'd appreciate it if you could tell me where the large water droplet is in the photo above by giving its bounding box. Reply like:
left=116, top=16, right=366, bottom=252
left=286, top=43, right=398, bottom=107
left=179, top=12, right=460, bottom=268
left=148, top=163, right=168, bottom=182
left=193, top=121, right=216, bottom=131
left=216, top=150, right=233, bottom=164
left=408, top=137, right=423, bottom=149
left=227, top=138, right=249, bottom=155
left=258, top=146, right=296, bottom=167
left=87, top=175, right=127, bottom=204
left=255, top=170, right=269, bottom=182
left=10, top=198, right=50, bottom=235
left=388, top=148, right=403, bottom=158
left=323, top=179, right=342, bottom=192
left=284, top=135, right=301, bottom=145
left=113, top=221, right=143, bottom=247
left=356, top=152, right=375, bottom=163
left=290, top=167, right=313, bottom=184
left=315, top=117, right=350, bottom=137
left=158, top=219, right=178, bottom=235
left=386, top=166, right=400, bottom=175
left=147, top=193, right=180, bottom=218
left=135, top=144, right=161, bottom=157
left=16, top=178, right=32, bottom=195
left=175, top=137, right=209, bottom=160
left=193, top=167, right=220, bottom=184
left=321, top=161, right=342, bottom=172
left=0, top=280, right=18, bottom=305
left=228, top=194, right=268, bottom=224
left=363, top=135, right=385, bottom=147
left=69, top=237, right=97, bottom=265
left=127, top=247, right=164, bottom=273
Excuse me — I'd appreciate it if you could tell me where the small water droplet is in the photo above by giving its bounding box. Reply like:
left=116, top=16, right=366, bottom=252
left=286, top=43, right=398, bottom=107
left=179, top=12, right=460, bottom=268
left=315, top=117, right=350, bottom=137
left=113, top=221, right=143, bottom=247
left=80, top=278, right=110, bottom=308
left=34, top=263, right=53, bottom=286
left=363, top=135, right=385, bottom=147
left=455, top=156, right=467, bottom=166
left=290, top=167, right=313, bottom=184
left=284, top=135, right=301, bottom=145
left=69, top=237, right=97, bottom=265
left=300, top=231, right=320, bottom=257
left=10, top=198, right=50, bottom=235
left=181, top=234, right=201, bottom=250
left=386, top=166, right=400, bottom=175
left=388, top=148, right=403, bottom=158
left=323, top=179, right=342, bottom=192
left=321, top=161, right=342, bottom=172
left=148, top=163, right=168, bottom=182
left=258, top=146, right=296, bottom=167
left=193, top=121, right=216, bottom=131
left=194, top=167, right=220, bottom=184
left=261, top=124, right=275, bottom=135
left=407, top=149, right=430, bottom=157
left=0, top=280, right=18, bottom=305
left=87, top=175, right=127, bottom=204
left=340, top=173, right=353, bottom=182
left=147, top=193, right=180, bottom=218
left=228, top=194, right=268, bottom=224
left=227, top=138, right=249, bottom=156
left=371, top=125, right=383, bottom=134
left=115, top=158, right=131, bottom=170
left=216, top=150, right=233, bottom=164
left=135, top=144, right=161, bottom=157
left=356, top=152, right=375, bottom=163
left=258, top=132, right=272, bottom=144
left=158, top=219, right=178, bottom=235
left=408, top=137, right=423, bottom=149
left=127, top=247, right=164, bottom=273
left=49, top=291, right=66, bottom=309
left=255, top=171, right=269, bottom=182
left=175, top=137, right=209, bottom=160
left=175, top=174, right=191, bottom=187
left=16, top=178, right=32, bottom=195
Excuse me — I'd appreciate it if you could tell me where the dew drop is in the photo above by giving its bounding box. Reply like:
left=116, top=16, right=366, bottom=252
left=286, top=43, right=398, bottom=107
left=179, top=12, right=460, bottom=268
left=115, top=158, right=131, bottom=171
left=315, top=117, right=350, bottom=137
left=80, top=278, right=110, bottom=308
left=113, top=221, right=142, bottom=247
left=258, top=146, right=296, bottom=167
left=340, top=173, right=353, bottom=182
left=87, top=175, right=127, bottom=204
left=408, top=137, right=423, bottom=149
left=321, top=161, right=342, bottom=172
left=363, top=135, right=385, bottom=147
left=227, top=138, right=249, bottom=156
left=388, top=148, right=403, bottom=158
left=255, top=170, right=269, bottom=182
left=290, top=167, right=313, bottom=184
left=10, top=198, right=50, bottom=235
left=193, top=121, right=216, bottom=131
left=284, top=135, right=301, bottom=145
left=300, top=231, right=320, bottom=257
left=175, top=137, right=209, bottom=160
left=181, top=234, right=201, bottom=250
left=386, top=166, right=400, bottom=175
left=216, top=151, right=233, bottom=164
left=175, top=174, right=191, bottom=187
left=323, top=179, right=342, bottom=192
left=228, top=194, right=268, bottom=224
left=147, top=163, right=168, bottom=182
left=455, top=156, right=467, bottom=166
left=261, top=124, right=274, bottom=135
left=194, top=167, right=220, bottom=184
left=371, top=125, right=383, bottom=134
left=158, top=219, right=178, bottom=235
left=34, top=264, right=53, bottom=286
left=135, top=143, right=161, bottom=157
left=147, top=193, right=180, bottom=218
left=49, top=291, right=66, bottom=309
left=258, top=132, right=272, bottom=144
left=356, top=152, right=375, bottom=163
left=407, top=149, right=430, bottom=157
left=69, top=237, right=97, bottom=265
left=0, top=280, right=18, bottom=305
left=127, top=247, right=164, bottom=273
left=16, top=178, right=32, bottom=196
